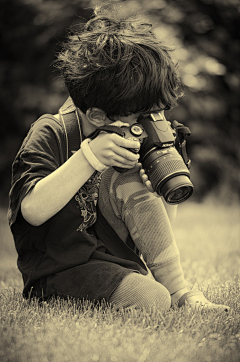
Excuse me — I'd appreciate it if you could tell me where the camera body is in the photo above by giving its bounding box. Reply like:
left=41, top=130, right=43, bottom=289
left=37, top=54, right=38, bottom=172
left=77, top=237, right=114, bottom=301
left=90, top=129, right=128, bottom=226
left=113, top=112, right=194, bottom=204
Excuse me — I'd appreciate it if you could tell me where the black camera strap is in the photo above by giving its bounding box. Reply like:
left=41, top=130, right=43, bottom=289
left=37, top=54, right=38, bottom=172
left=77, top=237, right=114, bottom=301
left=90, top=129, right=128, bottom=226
left=88, top=125, right=125, bottom=140
left=172, top=120, right=192, bottom=169
left=93, top=205, right=147, bottom=271
left=89, top=122, right=192, bottom=170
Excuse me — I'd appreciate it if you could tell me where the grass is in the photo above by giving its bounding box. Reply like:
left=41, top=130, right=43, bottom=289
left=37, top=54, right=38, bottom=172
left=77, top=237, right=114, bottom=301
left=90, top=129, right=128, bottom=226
left=0, top=201, right=240, bottom=362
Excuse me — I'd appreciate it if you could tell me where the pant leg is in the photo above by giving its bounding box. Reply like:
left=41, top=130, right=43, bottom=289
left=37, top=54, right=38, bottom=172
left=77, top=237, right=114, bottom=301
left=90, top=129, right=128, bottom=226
left=29, top=260, right=135, bottom=303
left=109, top=272, right=171, bottom=312
left=98, top=167, right=188, bottom=294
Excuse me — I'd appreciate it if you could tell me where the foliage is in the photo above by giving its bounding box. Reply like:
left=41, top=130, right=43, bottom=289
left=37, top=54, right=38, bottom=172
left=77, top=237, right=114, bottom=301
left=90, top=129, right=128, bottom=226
left=0, top=0, right=239, bottom=204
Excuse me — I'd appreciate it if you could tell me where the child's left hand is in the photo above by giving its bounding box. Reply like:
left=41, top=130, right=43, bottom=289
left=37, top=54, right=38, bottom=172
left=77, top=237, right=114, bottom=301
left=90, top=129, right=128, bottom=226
left=138, top=163, right=154, bottom=192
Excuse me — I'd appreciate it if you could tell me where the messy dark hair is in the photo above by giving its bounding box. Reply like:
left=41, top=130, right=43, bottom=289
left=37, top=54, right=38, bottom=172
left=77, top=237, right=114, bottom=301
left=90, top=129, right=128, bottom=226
left=55, top=3, right=184, bottom=117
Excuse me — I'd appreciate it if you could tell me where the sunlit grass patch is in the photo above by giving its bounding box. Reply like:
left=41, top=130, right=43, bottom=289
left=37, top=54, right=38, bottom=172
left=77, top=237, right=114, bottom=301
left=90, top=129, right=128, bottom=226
left=0, top=287, right=240, bottom=362
left=173, top=201, right=240, bottom=286
left=0, top=202, right=240, bottom=361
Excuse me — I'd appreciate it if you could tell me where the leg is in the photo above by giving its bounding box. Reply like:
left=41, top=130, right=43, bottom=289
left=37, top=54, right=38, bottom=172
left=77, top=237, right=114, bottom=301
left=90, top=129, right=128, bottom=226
left=30, top=260, right=134, bottom=303
left=98, top=167, right=230, bottom=312
left=98, top=167, right=187, bottom=295
left=109, top=272, right=171, bottom=312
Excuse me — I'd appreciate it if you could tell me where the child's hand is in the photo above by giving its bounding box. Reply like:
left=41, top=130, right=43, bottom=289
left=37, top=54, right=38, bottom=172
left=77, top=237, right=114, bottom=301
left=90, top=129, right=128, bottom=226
left=172, top=289, right=230, bottom=312
left=138, top=164, right=154, bottom=192
left=89, top=121, right=140, bottom=170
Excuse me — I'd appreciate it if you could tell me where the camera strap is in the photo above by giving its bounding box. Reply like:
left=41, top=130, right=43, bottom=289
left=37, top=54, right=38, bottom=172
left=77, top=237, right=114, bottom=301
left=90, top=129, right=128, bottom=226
left=90, top=123, right=192, bottom=170
left=93, top=205, right=147, bottom=272
left=88, top=125, right=125, bottom=140
left=172, top=120, right=192, bottom=169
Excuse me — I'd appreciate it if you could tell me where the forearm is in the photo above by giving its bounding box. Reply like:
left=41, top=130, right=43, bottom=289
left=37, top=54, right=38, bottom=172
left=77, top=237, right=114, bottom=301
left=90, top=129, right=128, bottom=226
left=21, top=149, right=95, bottom=226
left=161, top=197, right=178, bottom=224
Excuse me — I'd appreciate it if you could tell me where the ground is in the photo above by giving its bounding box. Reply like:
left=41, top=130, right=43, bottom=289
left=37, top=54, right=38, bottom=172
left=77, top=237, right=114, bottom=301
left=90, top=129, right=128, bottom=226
left=0, top=201, right=240, bottom=362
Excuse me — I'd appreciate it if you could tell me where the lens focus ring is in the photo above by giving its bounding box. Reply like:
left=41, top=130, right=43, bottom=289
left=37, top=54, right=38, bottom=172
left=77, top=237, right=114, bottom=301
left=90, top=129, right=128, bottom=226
left=144, top=152, right=191, bottom=192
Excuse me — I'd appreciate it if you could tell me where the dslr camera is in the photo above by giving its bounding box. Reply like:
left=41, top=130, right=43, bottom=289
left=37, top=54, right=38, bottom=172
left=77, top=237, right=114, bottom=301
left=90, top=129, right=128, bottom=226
left=91, top=112, right=194, bottom=204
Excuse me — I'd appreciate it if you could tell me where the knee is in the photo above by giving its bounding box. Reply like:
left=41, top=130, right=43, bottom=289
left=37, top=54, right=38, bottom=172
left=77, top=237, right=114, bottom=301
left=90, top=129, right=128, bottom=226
left=109, top=273, right=171, bottom=312
left=142, top=282, right=171, bottom=312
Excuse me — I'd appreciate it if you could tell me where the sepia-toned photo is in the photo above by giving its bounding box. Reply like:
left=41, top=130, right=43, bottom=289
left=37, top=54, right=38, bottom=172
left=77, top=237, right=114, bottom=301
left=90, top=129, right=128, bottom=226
left=0, top=1, right=239, bottom=361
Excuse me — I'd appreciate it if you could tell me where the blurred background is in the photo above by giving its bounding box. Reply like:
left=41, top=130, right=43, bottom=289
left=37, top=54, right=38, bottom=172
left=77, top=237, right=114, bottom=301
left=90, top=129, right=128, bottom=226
left=0, top=0, right=240, bottom=207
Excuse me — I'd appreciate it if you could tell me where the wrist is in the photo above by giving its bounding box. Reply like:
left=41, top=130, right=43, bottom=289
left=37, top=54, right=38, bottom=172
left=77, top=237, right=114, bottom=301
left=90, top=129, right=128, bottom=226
left=81, top=138, right=108, bottom=173
left=171, top=287, right=189, bottom=305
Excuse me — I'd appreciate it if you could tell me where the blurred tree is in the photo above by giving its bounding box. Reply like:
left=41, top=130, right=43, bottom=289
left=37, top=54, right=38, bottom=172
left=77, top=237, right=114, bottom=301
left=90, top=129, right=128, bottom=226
left=0, top=0, right=92, bottom=205
left=0, top=0, right=239, bottom=205
left=150, top=0, right=240, bottom=203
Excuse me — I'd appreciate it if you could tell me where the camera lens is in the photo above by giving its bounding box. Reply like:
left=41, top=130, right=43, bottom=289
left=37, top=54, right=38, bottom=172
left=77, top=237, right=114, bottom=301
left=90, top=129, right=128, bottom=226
left=169, top=187, right=190, bottom=201
left=166, top=185, right=193, bottom=204
left=142, top=147, right=194, bottom=204
left=160, top=176, right=193, bottom=204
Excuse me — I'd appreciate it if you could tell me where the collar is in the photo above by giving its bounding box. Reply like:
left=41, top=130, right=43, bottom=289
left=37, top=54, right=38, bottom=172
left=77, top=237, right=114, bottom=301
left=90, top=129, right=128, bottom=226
left=59, top=96, right=77, bottom=115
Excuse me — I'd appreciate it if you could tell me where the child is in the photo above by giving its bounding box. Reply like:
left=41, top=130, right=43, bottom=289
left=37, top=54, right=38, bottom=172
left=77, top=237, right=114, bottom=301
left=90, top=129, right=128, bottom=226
left=8, top=4, right=229, bottom=312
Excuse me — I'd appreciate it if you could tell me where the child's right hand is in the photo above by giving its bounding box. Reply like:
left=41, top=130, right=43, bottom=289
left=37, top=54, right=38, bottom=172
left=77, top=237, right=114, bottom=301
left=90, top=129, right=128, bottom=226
left=172, top=289, right=230, bottom=312
left=89, top=122, right=141, bottom=170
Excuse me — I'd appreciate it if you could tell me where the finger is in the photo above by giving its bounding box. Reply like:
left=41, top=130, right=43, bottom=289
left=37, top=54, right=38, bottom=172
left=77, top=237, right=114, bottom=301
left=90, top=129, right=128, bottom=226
left=141, top=174, right=148, bottom=183
left=205, top=304, right=230, bottom=312
left=111, top=154, right=139, bottom=167
left=145, top=180, right=154, bottom=192
left=190, top=302, right=230, bottom=313
left=97, top=134, right=140, bottom=162
left=113, top=162, right=136, bottom=170
left=113, top=145, right=140, bottom=162
left=110, top=156, right=138, bottom=169
left=111, top=133, right=141, bottom=150
left=139, top=168, right=146, bottom=177
left=135, top=162, right=142, bottom=170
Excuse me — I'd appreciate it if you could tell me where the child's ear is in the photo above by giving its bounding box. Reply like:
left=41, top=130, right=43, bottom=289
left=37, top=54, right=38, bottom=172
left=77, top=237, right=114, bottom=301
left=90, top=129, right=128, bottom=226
left=86, top=108, right=107, bottom=127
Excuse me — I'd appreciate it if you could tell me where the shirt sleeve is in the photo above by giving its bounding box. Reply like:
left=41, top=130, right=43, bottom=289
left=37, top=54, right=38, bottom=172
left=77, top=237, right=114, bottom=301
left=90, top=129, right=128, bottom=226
left=8, top=115, right=66, bottom=229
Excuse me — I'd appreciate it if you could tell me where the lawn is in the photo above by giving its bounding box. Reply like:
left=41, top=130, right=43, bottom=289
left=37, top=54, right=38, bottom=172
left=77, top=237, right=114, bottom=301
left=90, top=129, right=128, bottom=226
left=0, top=201, right=240, bottom=362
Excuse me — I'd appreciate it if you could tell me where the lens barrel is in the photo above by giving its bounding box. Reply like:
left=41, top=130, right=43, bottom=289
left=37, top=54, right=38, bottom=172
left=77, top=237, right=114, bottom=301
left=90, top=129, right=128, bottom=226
left=141, top=147, right=193, bottom=204
left=161, top=177, right=193, bottom=204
